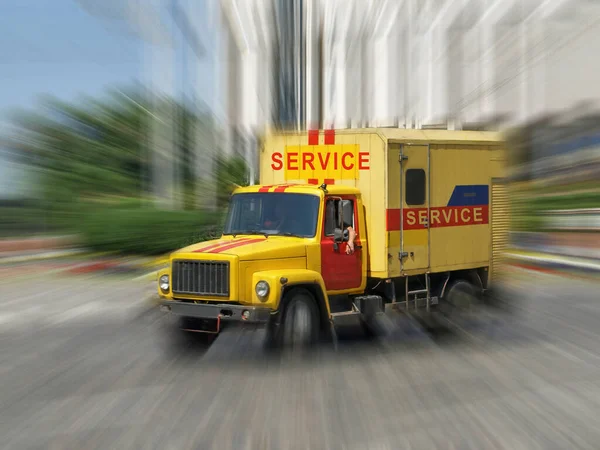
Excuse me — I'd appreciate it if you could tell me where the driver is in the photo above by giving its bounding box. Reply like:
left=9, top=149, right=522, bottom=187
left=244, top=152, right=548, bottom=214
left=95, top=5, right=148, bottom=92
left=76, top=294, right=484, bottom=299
left=327, top=200, right=357, bottom=255
left=264, top=200, right=305, bottom=234
left=264, top=202, right=286, bottom=229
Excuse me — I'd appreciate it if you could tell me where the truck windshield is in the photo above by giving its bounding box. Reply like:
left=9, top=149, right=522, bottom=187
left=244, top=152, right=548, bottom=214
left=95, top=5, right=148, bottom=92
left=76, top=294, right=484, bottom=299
left=224, top=193, right=320, bottom=238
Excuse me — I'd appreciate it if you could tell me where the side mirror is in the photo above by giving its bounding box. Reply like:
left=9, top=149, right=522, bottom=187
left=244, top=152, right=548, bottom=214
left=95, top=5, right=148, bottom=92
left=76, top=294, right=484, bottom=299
left=333, top=228, right=344, bottom=242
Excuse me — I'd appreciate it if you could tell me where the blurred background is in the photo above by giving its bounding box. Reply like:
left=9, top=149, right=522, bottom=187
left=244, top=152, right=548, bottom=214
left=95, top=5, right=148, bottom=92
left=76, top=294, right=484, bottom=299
left=1, top=0, right=600, bottom=259
left=2, top=1, right=600, bottom=448
left=1, top=0, right=600, bottom=260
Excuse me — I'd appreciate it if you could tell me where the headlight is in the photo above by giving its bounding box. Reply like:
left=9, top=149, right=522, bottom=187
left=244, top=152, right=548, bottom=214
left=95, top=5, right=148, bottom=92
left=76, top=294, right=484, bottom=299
left=255, top=280, right=270, bottom=299
left=159, top=275, right=170, bottom=292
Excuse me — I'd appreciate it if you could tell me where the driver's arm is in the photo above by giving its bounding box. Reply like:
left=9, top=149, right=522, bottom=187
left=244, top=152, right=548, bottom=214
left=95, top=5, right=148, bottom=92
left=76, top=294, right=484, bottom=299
left=346, top=226, right=356, bottom=254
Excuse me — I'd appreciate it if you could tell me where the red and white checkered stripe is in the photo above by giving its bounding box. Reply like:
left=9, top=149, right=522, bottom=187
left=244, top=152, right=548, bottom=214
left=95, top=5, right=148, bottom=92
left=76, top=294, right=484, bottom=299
left=307, top=130, right=335, bottom=185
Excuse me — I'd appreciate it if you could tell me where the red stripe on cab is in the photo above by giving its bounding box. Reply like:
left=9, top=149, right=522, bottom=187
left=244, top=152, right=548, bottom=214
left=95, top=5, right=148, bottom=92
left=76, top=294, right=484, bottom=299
left=209, top=238, right=265, bottom=254
left=193, top=238, right=251, bottom=253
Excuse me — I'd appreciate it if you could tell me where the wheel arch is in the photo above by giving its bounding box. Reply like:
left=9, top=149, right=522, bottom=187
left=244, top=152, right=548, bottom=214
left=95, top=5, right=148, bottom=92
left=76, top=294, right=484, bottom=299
left=440, top=268, right=485, bottom=299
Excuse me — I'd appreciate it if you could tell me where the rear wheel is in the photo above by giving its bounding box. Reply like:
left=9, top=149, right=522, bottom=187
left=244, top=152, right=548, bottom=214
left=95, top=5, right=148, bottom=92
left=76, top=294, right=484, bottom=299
left=441, top=279, right=479, bottom=317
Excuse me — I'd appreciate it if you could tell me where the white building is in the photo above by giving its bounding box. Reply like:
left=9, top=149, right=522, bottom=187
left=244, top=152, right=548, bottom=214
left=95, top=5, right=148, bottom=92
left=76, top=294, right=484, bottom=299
left=129, top=0, right=600, bottom=188
left=218, top=0, right=600, bottom=136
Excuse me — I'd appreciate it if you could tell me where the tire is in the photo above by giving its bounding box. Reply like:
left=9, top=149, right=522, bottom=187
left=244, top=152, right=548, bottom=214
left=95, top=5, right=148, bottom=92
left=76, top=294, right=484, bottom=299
left=441, top=279, right=479, bottom=317
left=278, top=289, right=319, bottom=350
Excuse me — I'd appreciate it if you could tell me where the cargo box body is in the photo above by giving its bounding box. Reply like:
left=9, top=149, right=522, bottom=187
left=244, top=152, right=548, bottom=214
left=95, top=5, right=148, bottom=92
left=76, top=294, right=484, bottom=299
left=260, top=129, right=508, bottom=283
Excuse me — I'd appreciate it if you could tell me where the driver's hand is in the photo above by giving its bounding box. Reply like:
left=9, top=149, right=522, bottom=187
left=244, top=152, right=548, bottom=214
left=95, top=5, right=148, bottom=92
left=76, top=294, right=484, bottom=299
left=346, top=243, right=354, bottom=255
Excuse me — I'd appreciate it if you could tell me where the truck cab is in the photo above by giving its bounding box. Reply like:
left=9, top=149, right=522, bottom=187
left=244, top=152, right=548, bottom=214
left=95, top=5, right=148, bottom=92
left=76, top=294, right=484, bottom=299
left=157, top=183, right=369, bottom=347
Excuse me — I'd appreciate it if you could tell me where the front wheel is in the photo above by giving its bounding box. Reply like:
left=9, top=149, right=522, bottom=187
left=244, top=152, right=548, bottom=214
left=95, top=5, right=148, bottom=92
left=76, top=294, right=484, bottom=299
left=276, top=290, right=319, bottom=350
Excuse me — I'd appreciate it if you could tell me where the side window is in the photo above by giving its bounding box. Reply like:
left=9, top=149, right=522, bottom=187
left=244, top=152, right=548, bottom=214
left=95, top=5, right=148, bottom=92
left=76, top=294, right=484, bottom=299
left=405, top=169, right=426, bottom=206
left=341, top=200, right=354, bottom=229
left=324, top=200, right=336, bottom=236
left=324, top=198, right=355, bottom=236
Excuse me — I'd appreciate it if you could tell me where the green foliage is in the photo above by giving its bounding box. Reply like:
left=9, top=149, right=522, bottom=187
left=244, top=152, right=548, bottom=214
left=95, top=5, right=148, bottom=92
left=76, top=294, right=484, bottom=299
left=8, top=90, right=149, bottom=203
left=214, top=155, right=250, bottom=208
left=4, top=86, right=225, bottom=218
left=79, top=206, right=226, bottom=255
left=531, top=181, right=599, bottom=196
left=1, top=86, right=250, bottom=251
left=512, top=192, right=600, bottom=232
left=527, top=192, right=600, bottom=211
left=515, top=192, right=600, bottom=226
left=0, top=206, right=45, bottom=236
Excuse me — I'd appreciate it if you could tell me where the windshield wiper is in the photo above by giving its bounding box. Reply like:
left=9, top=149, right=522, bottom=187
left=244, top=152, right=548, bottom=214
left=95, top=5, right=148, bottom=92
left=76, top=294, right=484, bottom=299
left=233, top=230, right=268, bottom=238
left=276, top=232, right=305, bottom=238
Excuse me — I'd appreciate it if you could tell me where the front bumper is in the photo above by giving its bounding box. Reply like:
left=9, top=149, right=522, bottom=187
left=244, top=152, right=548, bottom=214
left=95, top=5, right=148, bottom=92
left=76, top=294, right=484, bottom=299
left=159, top=301, right=272, bottom=324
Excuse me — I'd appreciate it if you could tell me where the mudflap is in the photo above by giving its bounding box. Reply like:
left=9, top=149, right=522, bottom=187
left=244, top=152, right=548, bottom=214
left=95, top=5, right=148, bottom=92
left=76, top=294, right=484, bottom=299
left=180, top=316, right=221, bottom=334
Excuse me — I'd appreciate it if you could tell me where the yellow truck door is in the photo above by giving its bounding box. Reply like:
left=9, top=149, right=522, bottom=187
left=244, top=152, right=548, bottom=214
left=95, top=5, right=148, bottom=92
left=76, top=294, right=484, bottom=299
left=400, top=144, right=430, bottom=272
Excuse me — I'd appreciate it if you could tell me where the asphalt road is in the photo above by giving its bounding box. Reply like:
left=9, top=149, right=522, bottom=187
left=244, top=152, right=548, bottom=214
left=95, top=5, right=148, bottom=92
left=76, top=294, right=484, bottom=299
left=2, top=269, right=600, bottom=449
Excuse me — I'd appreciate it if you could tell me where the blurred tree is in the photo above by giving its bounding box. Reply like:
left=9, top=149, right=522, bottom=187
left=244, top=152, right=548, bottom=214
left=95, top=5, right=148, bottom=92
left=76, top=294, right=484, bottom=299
left=214, top=154, right=251, bottom=208
left=3, top=86, right=245, bottom=230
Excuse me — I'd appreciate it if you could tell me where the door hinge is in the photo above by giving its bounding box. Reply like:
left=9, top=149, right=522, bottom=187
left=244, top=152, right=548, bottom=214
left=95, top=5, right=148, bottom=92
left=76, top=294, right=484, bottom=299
left=399, top=154, right=408, bottom=162
left=399, top=252, right=408, bottom=259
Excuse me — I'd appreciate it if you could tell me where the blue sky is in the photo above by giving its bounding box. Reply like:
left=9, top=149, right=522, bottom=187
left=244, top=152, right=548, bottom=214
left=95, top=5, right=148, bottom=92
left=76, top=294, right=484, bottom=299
left=0, top=1, right=141, bottom=115
left=0, top=0, right=217, bottom=197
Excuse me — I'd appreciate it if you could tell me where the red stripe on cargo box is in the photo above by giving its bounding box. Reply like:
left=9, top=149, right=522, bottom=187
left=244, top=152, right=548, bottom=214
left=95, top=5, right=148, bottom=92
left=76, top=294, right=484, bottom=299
left=308, top=178, right=318, bottom=185
left=308, top=130, right=319, bottom=145
left=386, top=206, right=489, bottom=231
left=324, top=178, right=335, bottom=185
left=324, top=129, right=335, bottom=145
left=193, top=238, right=252, bottom=253
left=386, top=209, right=401, bottom=231
left=208, top=238, right=265, bottom=254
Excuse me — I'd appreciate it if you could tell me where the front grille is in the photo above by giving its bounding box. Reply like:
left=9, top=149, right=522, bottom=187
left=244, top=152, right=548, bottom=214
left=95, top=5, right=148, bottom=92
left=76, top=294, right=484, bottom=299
left=172, top=260, right=230, bottom=297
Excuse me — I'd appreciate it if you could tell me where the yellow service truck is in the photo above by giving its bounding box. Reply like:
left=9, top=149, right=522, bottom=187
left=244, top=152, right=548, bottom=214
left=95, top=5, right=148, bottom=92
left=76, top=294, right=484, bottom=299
left=157, top=128, right=509, bottom=347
